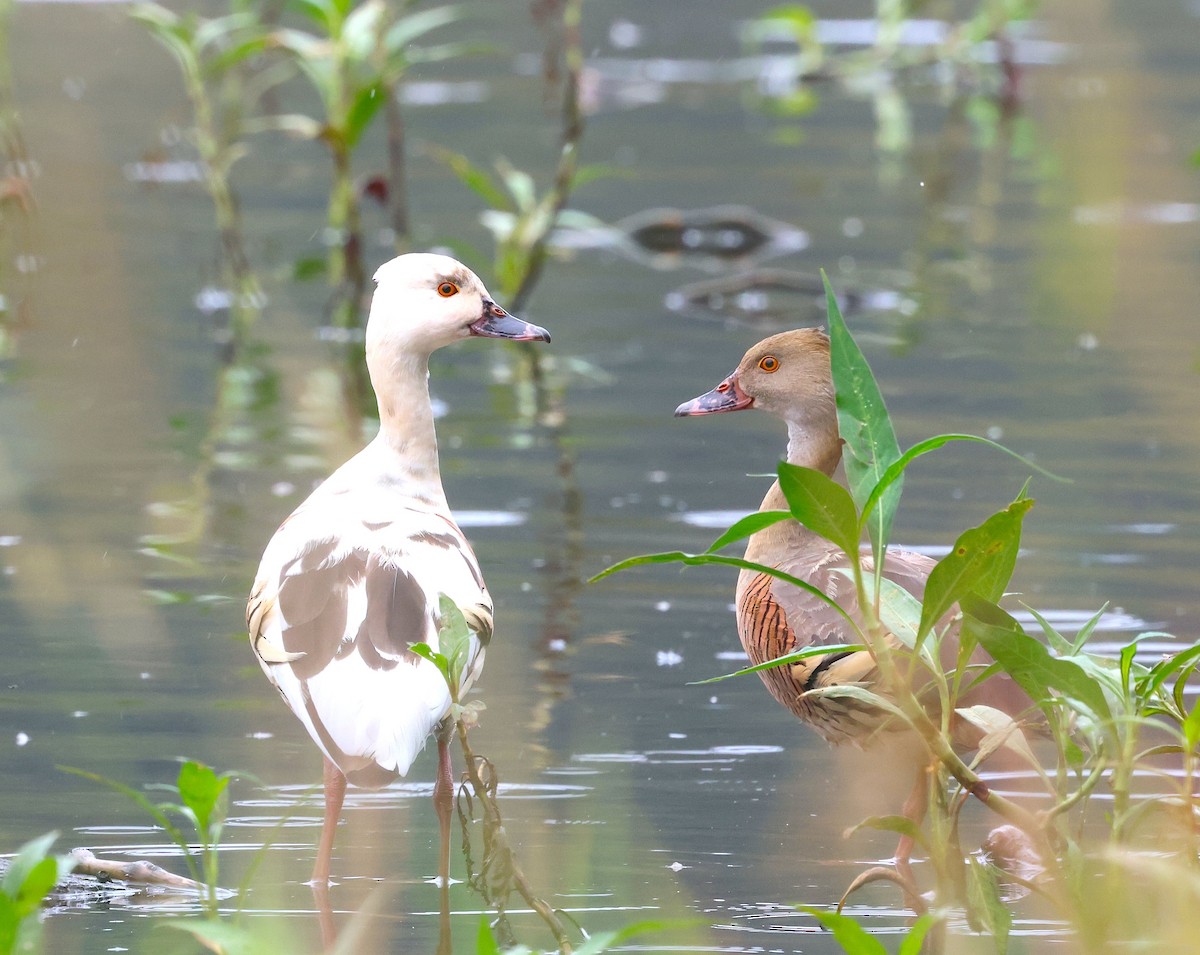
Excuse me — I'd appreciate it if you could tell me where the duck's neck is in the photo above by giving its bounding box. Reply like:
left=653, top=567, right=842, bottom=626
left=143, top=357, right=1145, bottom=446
left=746, top=409, right=843, bottom=562
left=367, top=349, right=444, bottom=492
left=785, top=416, right=843, bottom=478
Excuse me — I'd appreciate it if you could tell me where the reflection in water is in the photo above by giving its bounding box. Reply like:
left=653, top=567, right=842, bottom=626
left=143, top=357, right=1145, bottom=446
left=0, top=0, right=33, bottom=375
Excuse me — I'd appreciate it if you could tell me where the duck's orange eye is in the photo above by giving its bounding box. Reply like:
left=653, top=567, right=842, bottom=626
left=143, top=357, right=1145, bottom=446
left=437, top=281, right=459, bottom=298
left=759, top=355, right=779, bottom=372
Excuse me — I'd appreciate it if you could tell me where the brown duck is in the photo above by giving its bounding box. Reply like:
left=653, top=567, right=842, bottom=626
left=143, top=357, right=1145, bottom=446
left=675, top=328, right=1022, bottom=747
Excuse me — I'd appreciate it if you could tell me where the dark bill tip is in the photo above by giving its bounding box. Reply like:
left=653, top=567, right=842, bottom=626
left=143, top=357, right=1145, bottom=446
left=674, top=375, right=753, bottom=416
left=469, top=300, right=551, bottom=342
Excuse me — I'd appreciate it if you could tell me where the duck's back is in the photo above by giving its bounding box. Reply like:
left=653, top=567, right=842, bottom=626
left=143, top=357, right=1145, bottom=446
left=247, top=445, right=491, bottom=787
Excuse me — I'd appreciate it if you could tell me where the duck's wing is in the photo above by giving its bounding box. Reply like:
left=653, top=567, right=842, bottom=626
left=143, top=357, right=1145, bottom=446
left=736, top=546, right=943, bottom=743
left=248, top=500, right=491, bottom=786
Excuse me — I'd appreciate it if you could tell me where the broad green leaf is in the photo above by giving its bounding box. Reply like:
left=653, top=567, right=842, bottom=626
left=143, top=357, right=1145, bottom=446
left=436, top=594, right=472, bottom=693
left=705, top=509, right=791, bottom=553
left=874, top=575, right=923, bottom=654
left=177, top=761, right=228, bottom=835
left=918, top=497, right=1034, bottom=642
left=13, top=858, right=59, bottom=916
left=1, top=832, right=58, bottom=899
left=0, top=894, right=19, bottom=953
left=688, top=644, right=864, bottom=685
left=408, top=642, right=450, bottom=683
left=960, top=595, right=1113, bottom=725
left=798, top=906, right=888, bottom=954
left=966, top=857, right=1012, bottom=951
left=343, top=80, right=385, bottom=149
left=777, top=462, right=860, bottom=558
left=823, top=270, right=902, bottom=563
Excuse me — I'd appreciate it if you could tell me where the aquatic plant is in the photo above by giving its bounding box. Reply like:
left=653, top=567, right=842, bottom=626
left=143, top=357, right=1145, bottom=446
left=130, top=1, right=277, bottom=355
left=267, top=0, right=470, bottom=326
left=593, top=276, right=1200, bottom=951
left=0, top=833, right=74, bottom=955
left=63, top=759, right=243, bottom=917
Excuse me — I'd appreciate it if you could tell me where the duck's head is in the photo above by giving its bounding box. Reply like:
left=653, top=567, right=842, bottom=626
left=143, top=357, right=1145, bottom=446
left=367, top=253, right=550, bottom=356
left=675, top=328, right=833, bottom=421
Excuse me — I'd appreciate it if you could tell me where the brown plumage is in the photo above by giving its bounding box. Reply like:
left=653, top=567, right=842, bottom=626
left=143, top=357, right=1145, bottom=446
left=676, top=328, right=1025, bottom=747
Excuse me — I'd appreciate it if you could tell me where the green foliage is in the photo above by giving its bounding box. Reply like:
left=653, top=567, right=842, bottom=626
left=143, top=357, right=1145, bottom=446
left=0, top=833, right=74, bottom=955
left=62, top=759, right=244, bottom=915
left=799, top=906, right=938, bottom=954
left=593, top=274, right=1200, bottom=952
left=410, top=593, right=476, bottom=708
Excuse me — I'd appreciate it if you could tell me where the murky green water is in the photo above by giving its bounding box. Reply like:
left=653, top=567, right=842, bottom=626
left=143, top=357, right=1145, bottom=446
left=2, top=0, right=1199, bottom=951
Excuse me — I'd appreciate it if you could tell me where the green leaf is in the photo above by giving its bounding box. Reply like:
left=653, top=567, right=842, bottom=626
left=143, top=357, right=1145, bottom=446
left=1, top=832, right=58, bottom=900
left=436, top=594, right=472, bottom=694
left=844, top=814, right=929, bottom=851
left=777, top=462, right=860, bottom=558
left=896, top=915, right=940, bottom=955
left=823, top=270, right=902, bottom=564
left=704, top=509, right=792, bottom=553
left=343, top=80, right=385, bottom=150
left=475, top=915, right=502, bottom=955
left=918, top=496, right=1035, bottom=643
left=426, top=145, right=511, bottom=211
left=966, top=857, right=1012, bottom=951
left=798, top=906, right=888, bottom=954
left=1020, top=602, right=1074, bottom=655
left=861, top=432, right=1067, bottom=531
left=588, top=552, right=858, bottom=630
left=688, top=644, right=864, bottom=685
left=342, top=0, right=384, bottom=61
left=384, top=5, right=462, bottom=54
left=177, top=760, right=228, bottom=836
left=961, top=596, right=1113, bottom=726
left=408, top=642, right=450, bottom=683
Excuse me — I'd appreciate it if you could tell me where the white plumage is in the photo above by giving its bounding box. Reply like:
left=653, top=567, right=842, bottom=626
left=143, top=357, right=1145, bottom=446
left=247, top=253, right=550, bottom=883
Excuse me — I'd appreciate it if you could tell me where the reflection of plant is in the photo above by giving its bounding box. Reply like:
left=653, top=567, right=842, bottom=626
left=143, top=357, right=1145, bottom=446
left=0, top=833, right=75, bottom=955
left=745, top=2, right=1039, bottom=154
left=131, top=2, right=276, bottom=354
left=269, top=0, right=468, bottom=323
left=594, top=278, right=1200, bottom=951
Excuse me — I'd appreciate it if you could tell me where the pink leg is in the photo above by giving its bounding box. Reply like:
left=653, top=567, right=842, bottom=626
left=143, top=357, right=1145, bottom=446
left=312, top=757, right=346, bottom=886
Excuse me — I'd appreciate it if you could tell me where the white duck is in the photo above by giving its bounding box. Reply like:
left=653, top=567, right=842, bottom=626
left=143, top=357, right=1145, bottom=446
left=247, top=253, right=550, bottom=884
